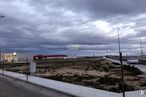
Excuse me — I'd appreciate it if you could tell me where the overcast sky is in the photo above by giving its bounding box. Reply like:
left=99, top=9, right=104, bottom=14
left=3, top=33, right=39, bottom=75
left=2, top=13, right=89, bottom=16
left=0, top=0, right=146, bottom=56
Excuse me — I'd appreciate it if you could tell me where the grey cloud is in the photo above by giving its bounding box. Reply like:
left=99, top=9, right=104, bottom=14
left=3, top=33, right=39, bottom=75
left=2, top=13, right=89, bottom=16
left=31, top=0, right=146, bottom=18
left=0, top=0, right=146, bottom=55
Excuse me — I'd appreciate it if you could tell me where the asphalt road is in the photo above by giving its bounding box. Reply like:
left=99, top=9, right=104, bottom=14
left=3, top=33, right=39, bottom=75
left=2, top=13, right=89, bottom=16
left=135, top=65, right=146, bottom=74
left=105, top=57, right=146, bottom=74
left=0, top=75, right=75, bottom=97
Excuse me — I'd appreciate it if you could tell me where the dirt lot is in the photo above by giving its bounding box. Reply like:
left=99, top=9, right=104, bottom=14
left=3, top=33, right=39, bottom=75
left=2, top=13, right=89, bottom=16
left=1, top=58, right=146, bottom=93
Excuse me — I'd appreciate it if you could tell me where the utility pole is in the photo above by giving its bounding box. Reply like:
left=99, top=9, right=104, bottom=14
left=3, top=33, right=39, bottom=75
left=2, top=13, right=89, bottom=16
left=93, top=51, right=95, bottom=57
left=0, top=44, right=2, bottom=74
left=140, top=39, right=143, bottom=58
left=0, top=14, right=5, bottom=75
left=118, top=28, right=121, bottom=55
left=107, top=49, right=109, bottom=57
left=118, top=28, right=125, bottom=97
left=0, top=44, right=1, bottom=64
left=26, top=58, right=29, bottom=82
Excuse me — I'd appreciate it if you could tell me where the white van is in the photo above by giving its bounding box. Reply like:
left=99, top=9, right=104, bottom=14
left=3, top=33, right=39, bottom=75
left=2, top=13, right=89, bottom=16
left=127, top=59, right=139, bottom=64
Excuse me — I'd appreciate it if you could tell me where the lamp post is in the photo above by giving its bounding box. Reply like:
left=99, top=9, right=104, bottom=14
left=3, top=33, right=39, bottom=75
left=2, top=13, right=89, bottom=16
left=118, top=28, right=125, bottom=97
left=0, top=14, right=5, bottom=74
left=0, top=15, right=5, bottom=62
left=26, top=58, right=29, bottom=82
left=140, top=39, right=143, bottom=58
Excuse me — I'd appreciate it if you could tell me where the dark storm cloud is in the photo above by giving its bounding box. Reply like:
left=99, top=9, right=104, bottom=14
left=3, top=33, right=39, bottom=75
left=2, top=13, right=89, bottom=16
left=30, top=0, right=146, bottom=18
left=69, top=0, right=146, bottom=16
left=0, top=0, right=146, bottom=55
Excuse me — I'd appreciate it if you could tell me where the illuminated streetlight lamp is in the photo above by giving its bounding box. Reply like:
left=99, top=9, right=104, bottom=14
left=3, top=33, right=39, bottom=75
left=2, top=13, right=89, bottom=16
left=13, top=52, right=17, bottom=56
left=13, top=52, right=17, bottom=62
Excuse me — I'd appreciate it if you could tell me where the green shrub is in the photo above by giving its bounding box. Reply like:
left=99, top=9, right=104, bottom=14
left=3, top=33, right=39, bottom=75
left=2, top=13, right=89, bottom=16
left=123, top=65, right=143, bottom=75
left=45, top=75, right=64, bottom=81
left=73, top=74, right=95, bottom=82
left=109, top=87, right=120, bottom=93
left=6, top=69, right=20, bottom=72
left=98, top=76, right=120, bottom=85
left=141, top=82, right=146, bottom=87
left=102, top=66, right=110, bottom=72
left=118, top=83, right=135, bottom=92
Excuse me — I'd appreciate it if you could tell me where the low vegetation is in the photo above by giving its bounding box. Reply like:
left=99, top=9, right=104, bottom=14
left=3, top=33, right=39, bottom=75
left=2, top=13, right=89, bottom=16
left=1, top=58, right=146, bottom=93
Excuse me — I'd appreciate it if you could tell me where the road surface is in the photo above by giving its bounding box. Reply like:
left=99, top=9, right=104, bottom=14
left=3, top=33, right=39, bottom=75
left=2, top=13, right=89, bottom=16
left=0, top=75, right=75, bottom=97
left=105, top=57, right=146, bottom=74
left=135, top=65, right=146, bottom=74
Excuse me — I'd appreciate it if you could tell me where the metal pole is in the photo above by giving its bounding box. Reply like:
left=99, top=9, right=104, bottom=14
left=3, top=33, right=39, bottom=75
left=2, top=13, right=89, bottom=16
left=120, top=52, right=125, bottom=97
left=107, top=49, right=109, bottom=57
left=26, top=58, right=29, bottom=82
left=140, top=39, right=143, bottom=58
left=0, top=14, right=5, bottom=75
left=118, top=28, right=121, bottom=53
left=0, top=46, right=4, bottom=75
left=2, top=61, right=4, bottom=75
left=93, top=51, right=95, bottom=57
left=0, top=45, right=1, bottom=62
left=0, top=44, right=2, bottom=74
left=0, top=45, right=4, bottom=75
left=118, top=28, right=125, bottom=97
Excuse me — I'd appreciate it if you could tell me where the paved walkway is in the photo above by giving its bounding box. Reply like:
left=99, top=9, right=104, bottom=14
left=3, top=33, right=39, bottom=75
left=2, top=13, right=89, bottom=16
left=0, top=70, right=119, bottom=97
left=0, top=75, right=74, bottom=97
left=0, top=69, right=145, bottom=97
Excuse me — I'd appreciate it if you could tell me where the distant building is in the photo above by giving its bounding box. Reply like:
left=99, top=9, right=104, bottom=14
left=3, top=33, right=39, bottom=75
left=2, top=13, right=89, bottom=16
left=0, top=52, right=18, bottom=63
left=33, top=55, right=67, bottom=61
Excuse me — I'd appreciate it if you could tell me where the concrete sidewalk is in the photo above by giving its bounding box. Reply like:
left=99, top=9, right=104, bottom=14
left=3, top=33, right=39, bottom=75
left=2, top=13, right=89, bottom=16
left=0, top=70, right=145, bottom=97
left=0, top=70, right=119, bottom=97
left=0, top=74, right=75, bottom=97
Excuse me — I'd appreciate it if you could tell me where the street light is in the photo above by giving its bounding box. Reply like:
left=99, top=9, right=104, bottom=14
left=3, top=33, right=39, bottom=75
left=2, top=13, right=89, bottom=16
left=117, top=28, right=125, bottom=97
left=13, top=52, right=17, bottom=63
left=140, top=39, right=143, bottom=58
left=0, top=14, right=5, bottom=62
left=0, top=14, right=5, bottom=75
left=26, top=58, right=29, bottom=82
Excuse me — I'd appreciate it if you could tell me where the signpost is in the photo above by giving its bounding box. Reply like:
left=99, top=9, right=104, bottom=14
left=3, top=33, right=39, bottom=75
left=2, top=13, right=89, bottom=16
left=30, top=62, right=36, bottom=75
